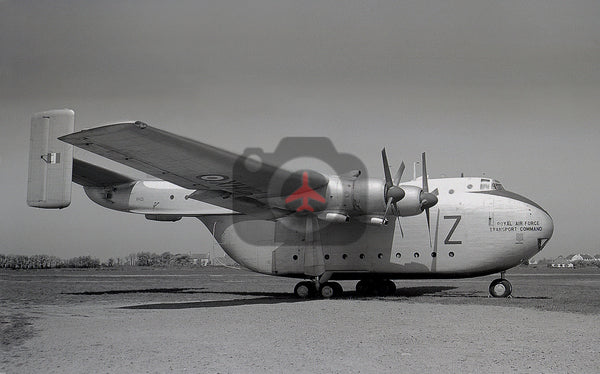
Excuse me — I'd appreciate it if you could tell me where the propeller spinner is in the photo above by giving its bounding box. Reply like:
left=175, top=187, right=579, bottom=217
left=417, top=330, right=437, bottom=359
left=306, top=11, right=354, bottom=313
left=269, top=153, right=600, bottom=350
left=381, top=148, right=405, bottom=223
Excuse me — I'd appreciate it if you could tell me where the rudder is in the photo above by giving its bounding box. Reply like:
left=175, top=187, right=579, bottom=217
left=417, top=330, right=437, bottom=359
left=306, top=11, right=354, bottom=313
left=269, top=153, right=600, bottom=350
left=27, top=109, right=75, bottom=208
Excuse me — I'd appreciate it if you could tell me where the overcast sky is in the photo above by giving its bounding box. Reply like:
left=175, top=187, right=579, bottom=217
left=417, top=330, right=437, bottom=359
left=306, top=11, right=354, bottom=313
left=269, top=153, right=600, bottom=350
left=1, top=0, right=599, bottom=260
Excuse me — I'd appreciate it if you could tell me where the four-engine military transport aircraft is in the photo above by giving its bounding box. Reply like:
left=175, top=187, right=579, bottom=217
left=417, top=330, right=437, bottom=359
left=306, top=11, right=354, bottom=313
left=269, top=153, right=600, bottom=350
left=27, top=109, right=554, bottom=298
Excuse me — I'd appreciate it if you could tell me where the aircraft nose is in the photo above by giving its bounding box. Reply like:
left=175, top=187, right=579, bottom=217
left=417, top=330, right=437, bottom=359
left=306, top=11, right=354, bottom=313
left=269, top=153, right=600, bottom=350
left=537, top=208, right=554, bottom=251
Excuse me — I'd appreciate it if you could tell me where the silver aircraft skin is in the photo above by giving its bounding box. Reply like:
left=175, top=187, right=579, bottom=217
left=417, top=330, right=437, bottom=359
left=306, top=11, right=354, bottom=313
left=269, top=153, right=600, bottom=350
left=27, top=109, right=553, bottom=298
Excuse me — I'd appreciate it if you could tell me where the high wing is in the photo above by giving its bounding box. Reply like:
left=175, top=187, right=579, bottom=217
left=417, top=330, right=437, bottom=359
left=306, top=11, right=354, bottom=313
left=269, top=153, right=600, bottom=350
left=59, top=122, right=328, bottom=218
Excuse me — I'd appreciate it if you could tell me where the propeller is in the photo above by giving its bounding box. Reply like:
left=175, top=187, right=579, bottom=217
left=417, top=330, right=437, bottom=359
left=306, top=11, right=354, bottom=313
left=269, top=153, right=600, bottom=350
left=380, top=149, right=438, bottom=241
left=420, top=152, right=439, bottom=245
left=381, top=149, right=406, bottom=233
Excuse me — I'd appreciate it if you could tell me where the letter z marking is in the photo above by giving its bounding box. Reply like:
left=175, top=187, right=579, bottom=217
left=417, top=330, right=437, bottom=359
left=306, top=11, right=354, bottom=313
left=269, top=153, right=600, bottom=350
left=444, top=215, right=462, bottom=245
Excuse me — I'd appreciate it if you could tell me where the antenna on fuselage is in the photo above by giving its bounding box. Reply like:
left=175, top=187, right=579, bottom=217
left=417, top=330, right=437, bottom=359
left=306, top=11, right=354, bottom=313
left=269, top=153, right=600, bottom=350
left=413, top=161, right=420, bottom=180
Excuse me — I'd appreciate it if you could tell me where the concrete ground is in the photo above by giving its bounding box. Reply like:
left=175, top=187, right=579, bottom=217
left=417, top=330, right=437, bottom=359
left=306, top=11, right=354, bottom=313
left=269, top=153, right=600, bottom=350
left=2, top=267, right=599, bottom=373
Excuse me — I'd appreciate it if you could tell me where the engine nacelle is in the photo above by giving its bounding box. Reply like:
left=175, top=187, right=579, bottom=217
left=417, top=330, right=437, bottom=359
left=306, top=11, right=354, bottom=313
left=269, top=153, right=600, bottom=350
left=348, top=177, right=386, bottom=214
left=322, top=175, right=426, bottom=220
left=393, top=185, right=424, bottom=217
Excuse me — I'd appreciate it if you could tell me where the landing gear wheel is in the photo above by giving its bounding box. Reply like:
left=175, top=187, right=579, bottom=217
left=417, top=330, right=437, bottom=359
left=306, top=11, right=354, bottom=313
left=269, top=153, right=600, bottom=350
left=489, top=278, right=512, bottom=298
left=320, top=282, right=343, bottom=298
left=331, top=282, right=344, bottom=297
left=383, top=280, right=396, bottom=296
left=373, top=279, right=396, bottom=296
left=320, top=283, right=335, bottom=298
left=356, top=279, right=374, bottom=296
left=294, top=281, right=316, bottom=299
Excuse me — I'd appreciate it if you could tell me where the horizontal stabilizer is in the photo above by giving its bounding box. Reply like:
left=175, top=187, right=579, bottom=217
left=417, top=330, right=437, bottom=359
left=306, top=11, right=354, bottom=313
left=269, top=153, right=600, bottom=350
left=72, top=159, right=134, bottom=187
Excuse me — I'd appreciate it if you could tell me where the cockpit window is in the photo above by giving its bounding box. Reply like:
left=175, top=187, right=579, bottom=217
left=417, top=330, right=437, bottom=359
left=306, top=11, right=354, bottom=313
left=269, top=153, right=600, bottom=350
left=480, top=178, right=490, bottom=190
left=480, top=179, right=504, bottom=191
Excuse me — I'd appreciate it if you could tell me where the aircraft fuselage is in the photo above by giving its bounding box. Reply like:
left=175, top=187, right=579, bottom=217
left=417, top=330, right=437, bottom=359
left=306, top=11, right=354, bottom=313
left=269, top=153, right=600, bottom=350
left=83, top=176, right=553, bottom=280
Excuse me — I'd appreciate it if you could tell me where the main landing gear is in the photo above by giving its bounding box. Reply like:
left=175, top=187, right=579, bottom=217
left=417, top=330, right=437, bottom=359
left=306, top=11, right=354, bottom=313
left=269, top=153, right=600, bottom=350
left=488, top=272, right=512, bottom=298
left=355, top=279, right=397, bottom=296
left=294, top=281, right=344, bottom=299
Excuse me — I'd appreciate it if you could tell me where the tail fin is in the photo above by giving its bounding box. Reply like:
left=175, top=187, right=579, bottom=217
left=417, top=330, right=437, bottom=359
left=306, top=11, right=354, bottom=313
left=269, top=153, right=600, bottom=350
left=27, top=109, right=75, bottom=208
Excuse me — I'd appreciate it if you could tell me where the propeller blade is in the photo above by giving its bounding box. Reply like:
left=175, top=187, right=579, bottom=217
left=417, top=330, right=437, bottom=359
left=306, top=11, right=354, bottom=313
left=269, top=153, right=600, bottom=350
left=426, top=208, right=432, bottom=247
left=382, top=148, right=393, bottom=188
left=397, top=216, right=404, bottom=238
left=421, top=152, right=429, bottom=193
left=393, top=161, right=405, bottom=186
left=382, top=197, right=393, bottom=224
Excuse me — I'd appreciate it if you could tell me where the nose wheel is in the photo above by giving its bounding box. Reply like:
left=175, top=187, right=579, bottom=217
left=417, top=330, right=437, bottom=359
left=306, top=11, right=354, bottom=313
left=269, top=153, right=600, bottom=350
left=489, top=276, right=512, bottom=298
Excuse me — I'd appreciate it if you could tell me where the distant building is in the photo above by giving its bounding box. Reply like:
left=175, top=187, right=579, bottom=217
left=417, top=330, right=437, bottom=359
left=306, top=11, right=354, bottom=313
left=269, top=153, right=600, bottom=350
left=551, top=256, right=574, bottom=268
left=569, top=254, right=585, bottom=262
left=189, top=252, right=238, bottom=267
left=190, top=253, right=210, bottom=266
left=566, top=254, right=597, bottom=263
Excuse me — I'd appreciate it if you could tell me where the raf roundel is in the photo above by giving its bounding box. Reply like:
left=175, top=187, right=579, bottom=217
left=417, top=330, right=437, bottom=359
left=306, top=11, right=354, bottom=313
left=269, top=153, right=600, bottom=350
left=198, top=174, right=229, bottom=182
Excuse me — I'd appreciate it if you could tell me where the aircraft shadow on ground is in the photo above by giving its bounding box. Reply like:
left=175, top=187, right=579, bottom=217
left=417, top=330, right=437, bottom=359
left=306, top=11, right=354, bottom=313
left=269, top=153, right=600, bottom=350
left=121, top=295, right=302, bottom=309
left=63, top=286, right=549, bottom=310
left=63, top=287, right=207, bottom=295
left=118, top=286, right=459, bottom=309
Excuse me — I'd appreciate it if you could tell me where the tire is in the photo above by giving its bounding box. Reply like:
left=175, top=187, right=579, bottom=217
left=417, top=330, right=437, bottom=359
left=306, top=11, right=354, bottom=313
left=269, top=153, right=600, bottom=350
left=331, top=282, right=344, bottom=298
left=294, top=281, right=316, bottom=298
left=489, top=278, right=512, bottom=298
left=356, top=279, right=373, bottom=296
left=384, top=280, right=397, bottom=296
left=320, top=284, right=335, bottom=298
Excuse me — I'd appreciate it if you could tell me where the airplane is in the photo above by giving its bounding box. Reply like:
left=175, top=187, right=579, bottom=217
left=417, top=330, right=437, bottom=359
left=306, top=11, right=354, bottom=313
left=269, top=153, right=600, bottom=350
left=27, top=109, right=554, bottom=299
